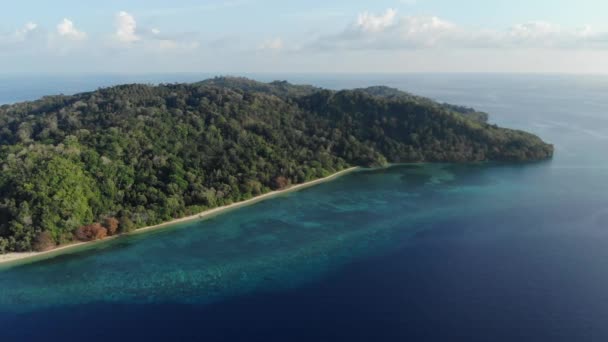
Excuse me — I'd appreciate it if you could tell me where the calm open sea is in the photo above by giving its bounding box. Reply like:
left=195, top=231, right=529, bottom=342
left=1, top=74, right=608, bottom=341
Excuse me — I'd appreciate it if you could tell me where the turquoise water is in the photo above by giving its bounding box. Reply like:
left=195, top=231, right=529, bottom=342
left=0, top=164, right=517, bottom=310
left=1, top=74, right=608, bottom=341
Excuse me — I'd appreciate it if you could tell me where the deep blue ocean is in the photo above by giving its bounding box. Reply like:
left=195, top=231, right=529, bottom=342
left=1, top=74, right=608, bottom=341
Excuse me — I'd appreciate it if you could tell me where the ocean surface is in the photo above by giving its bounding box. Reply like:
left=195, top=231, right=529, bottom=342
left=1, top=74, right=608, bottom=341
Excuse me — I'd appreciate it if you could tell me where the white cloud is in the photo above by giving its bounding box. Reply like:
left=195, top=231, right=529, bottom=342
left=311, top=9, right=608, bottom=51
left=115, top=11, right=139, bottom=43
left=398, top=16, right=456, bottom=47
left=14, top=22, right=38, bottom=41
left=356, top=8, right=397, bottom=33
left=258, top=37, right=284, bottom=51
left=143, top=28, right=201, bottom=51
left=110, top=12, right=200, bottom=51
left=510, top=21, right=560, bottom=39
left=57, top=19, right=87, bottom=41
left=312, top=10, right=460, bottom=50
left=3, top=7, right=608, bottom=74
left=0, top=22, right=39, bottom=48
left=503, top=22, right=608, bottom=49
left=22, top=22, right=38, bottom=34
left=579, top=25, right=594, bottom=38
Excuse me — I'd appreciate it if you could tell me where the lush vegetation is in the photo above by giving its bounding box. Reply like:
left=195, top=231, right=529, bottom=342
left=0, top=77, right=553, bottom=253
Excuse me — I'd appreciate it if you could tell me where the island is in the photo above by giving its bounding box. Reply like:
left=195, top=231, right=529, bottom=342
left=0, top=77, right=553, bottom=255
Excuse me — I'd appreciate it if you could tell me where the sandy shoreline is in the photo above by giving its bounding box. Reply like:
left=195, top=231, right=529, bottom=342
left=0, top=167, right=360, bottom=267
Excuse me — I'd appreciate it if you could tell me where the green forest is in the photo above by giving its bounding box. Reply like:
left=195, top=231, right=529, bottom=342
left=0, top=77, right=553, bottom=253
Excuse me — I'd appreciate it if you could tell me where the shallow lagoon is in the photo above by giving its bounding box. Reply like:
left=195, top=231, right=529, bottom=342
left=0, top=164, right=510, bottom=310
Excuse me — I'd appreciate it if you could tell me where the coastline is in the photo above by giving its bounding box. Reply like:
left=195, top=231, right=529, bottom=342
left=0, top=166, right=360, bottom=268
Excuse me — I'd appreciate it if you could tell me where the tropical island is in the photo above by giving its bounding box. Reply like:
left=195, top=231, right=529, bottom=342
left=0, top=77, right=553, bottom=255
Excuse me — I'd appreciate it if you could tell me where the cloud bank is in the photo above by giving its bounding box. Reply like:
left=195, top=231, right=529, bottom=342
left=310, top=8, right=608, bottom=51
left=1, top=8, right=608, bottom=73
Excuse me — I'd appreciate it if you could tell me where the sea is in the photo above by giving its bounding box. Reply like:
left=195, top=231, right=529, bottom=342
left=1, top=73, right=608, bottom=341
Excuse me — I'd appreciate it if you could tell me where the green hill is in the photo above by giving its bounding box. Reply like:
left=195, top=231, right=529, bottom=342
left=0, top=77, right=553, bottom=252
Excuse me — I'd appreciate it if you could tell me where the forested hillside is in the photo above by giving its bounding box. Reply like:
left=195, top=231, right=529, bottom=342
left=0, top=77, right=553, bottom=252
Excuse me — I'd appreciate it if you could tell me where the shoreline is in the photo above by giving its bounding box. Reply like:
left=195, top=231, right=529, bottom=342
left=0, top=167, right=360, bottom=267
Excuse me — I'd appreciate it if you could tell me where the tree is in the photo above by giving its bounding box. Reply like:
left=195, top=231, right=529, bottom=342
left=33, top=231, right=55, bottom=251
left=74, top=223, right=107, bottom=241
left=3, top=151, right=100, bottom=244
left=273, top=176, right=290, bottom=190
left=103, top=217, right=120, bottom=236
left=119, top=216, right=136, bottom=233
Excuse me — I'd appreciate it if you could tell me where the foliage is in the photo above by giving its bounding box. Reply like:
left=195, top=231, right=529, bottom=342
left=74, top=223, right=107, bottom=241
left=33, top=231, right=55, bottom=252
left=103, top=217, right=120, bottom=236
left=0, top=77, right=553, bottom=252
left=118, top=216, right=135, bottom=233
left=0, top=146, right=99, bottom=250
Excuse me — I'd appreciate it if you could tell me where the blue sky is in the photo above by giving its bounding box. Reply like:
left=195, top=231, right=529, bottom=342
left=2, top=0, right=608, bottom=73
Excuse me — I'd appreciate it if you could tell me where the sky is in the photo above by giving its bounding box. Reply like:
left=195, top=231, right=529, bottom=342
left=2, top=0, right=608, bottom=74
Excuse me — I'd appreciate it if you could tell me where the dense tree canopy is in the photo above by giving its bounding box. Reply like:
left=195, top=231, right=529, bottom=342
left=0, top=77, right=553, bottom=252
